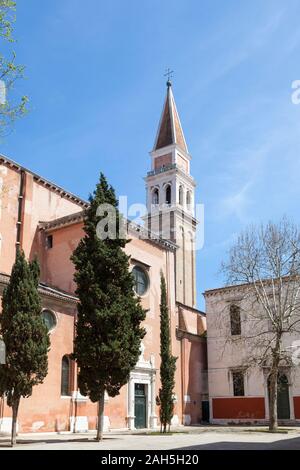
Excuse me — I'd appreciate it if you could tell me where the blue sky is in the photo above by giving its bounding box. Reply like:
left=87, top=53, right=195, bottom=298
left=2, top=0, right=300, bottom=310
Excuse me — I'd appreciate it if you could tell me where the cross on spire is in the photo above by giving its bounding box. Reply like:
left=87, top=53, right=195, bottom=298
left=164, top=68, right=174, bottom=87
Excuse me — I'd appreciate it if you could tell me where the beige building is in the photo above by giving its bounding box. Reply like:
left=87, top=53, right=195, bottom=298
left=205, top=283, right=300, bottom=424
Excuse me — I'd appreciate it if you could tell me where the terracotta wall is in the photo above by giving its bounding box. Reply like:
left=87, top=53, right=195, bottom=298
left=154, top=154, right=172, bottom=170
left=294, top=397, right=300, bottom=419
left=212, top=397, right=265, bottom=420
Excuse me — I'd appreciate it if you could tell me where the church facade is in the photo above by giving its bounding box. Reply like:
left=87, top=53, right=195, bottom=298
left=0, top=83, right=207, bottom=434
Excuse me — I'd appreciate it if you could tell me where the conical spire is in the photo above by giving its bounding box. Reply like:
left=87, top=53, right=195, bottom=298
left=153, top=82, right=188, bottom=154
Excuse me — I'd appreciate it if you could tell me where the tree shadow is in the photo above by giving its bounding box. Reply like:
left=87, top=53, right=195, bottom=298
left=0, top=436, right=119, bottom=448
left=177, top=436, right=300, bottom=450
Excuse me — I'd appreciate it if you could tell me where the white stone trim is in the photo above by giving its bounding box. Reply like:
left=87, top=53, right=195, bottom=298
left=0, top=417, right=18, bottom=435
left=70, top=416, right=89, bottom=433
left=183, top=414, right=191, bottom=425
left=171, top=414, right=179, bottom=426
left=184, top=394, right=191, bottom=403
left=127, top=344, right=158, bottom=430
left=31, top=421, right=45, bottom=432
left=71, top=390, right=88, bottom=403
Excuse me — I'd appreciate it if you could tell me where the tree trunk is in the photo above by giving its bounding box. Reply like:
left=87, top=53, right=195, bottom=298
left=11, top=398, right=20, bottom=447
left=96, top=390, right=105, bottom=442
left=269, top=370, right=278, bottom=432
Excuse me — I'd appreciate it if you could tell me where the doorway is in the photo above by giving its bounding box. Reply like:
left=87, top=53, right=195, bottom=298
left=201, top=400, right=210, bottom=423
left=277, top=374, right=290, bottom=419
left=268, top=373, right=290, bottom=420
left=134, top=383, right=147, bottom=429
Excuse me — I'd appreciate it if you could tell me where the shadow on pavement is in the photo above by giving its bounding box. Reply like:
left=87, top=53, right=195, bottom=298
left=177, top=436, right=300, bottom=450
left=0, top=436, right=119, bottom=448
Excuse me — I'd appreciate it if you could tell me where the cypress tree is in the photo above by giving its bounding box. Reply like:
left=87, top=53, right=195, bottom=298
left=71, top=173, right=146, bottom=441
left=0, top=251, right=50, bottom=446
left=158, top=273, right=177, bottom=433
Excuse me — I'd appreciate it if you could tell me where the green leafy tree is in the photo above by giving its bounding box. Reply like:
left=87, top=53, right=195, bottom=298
left=0, top=0, right=28, bottom=138
left=157, top=273, right=177, bottom=433
left=71, top=173, right=146, bottom=441
left=0, top=251, right=50, bottom=446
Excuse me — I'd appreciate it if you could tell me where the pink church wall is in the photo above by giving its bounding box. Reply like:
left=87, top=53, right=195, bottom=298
left=38, top=222, right=84, bottom=294
left=0, top=294, right=78, bottom=433
left=37, top=221, right=185, bottom=429
left=0, top=164, right=85, bottom=277
left=0, top=164, right=20, bottom=274
left=23, top=173, right=84, bottom=259
left=180, top=336, right=207, bottom=424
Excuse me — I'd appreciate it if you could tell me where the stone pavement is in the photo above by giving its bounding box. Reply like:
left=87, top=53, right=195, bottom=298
left=1, top=426, right=300, bottom=450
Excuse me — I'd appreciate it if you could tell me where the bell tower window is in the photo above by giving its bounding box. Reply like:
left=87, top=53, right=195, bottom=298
left=186, top=191, right=191, bottom=210
left=179, top=186, right=184, bottom=206
left=165, top=185, right=171, bottom=205
left=152, top=188, right=159, bottom=205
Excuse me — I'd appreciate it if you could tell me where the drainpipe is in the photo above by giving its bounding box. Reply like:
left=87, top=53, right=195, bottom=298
left=72, top=308, right=78, bottom=433
left=16, top=170, right=26, bottom=255
left=180, top=325, right=185, bottom=426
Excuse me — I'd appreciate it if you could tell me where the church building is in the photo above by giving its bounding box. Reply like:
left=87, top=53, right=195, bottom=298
left=0, top=82, right=208, bottom=434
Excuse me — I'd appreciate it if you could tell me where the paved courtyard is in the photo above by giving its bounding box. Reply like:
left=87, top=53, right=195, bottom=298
left=1, top=427, right=300, bottom=450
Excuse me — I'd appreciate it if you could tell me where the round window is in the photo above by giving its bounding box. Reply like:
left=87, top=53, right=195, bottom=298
left=132, top=266, right=149, bottom=296
left=42, top=309, right=57, bottom=332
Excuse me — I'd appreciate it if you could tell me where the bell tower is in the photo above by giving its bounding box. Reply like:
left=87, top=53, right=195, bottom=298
left=145, top=80, right=197, bottom=307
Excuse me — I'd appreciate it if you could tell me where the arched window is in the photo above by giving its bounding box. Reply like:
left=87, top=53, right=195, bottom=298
left=61, top=355, right=71, bottom=396
left=230, top=305, right=241, bottom=336
left=186, top=191, right=192, bottom=210
left=152, top=188, right=159, bottom=205
left=165, top=185, right=171, bottom=205
left=179, top=186, right=184, bottom=206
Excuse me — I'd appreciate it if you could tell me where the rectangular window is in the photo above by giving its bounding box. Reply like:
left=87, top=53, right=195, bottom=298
left=232, top=371, right=245, bottom=396
left=46, top=235, right=53, bottom=249
left=61, top=356, right=71, bottom=396
left=230, top=305, right=241, bottom=335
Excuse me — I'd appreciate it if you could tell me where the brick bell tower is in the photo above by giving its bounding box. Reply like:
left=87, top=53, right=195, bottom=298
left=145, top=79, right=197, bottom=308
